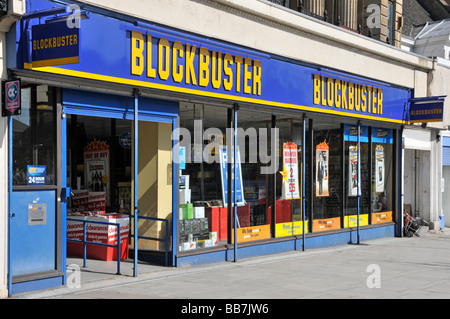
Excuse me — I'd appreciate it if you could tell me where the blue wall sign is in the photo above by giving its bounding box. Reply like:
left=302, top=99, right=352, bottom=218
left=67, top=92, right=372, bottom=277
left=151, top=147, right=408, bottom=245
left=409, top=96, right=445, bottom=123
left=27, top=165, right=46, bottom=185
left=17, top=0, right=411, bottom=124
left=31, top=20, right=79, bottom=68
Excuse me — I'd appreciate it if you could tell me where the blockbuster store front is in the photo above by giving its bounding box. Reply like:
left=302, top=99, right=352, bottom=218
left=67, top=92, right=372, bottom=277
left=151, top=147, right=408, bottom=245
left=6, top=0, right=411, bottom=294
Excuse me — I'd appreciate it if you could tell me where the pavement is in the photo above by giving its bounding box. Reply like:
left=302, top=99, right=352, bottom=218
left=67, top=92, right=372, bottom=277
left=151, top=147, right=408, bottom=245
left=10, top=228, right=450, bottom=301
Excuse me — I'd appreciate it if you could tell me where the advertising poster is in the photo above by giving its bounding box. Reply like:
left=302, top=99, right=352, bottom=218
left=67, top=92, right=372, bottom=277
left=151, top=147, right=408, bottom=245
left=315, top=141, right=329, bottom=197
left=219, top=146, right=245, bottom=207
left=348, top=145, right=360, bottom=196
left=84, top=140, right=110, bottom=206
left=375, top=145, right=385, bottom=192
left=281, top=142, right=300, bottom=199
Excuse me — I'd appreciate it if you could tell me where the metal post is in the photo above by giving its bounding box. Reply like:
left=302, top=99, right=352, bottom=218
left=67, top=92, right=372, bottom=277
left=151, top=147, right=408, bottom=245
left=83, top=221, right=87, bottom=268
left=7, top=116, right=12, bottom=296
left=302, top=115, right=306, bottom=251
left=117, top=227, right=121, bottom=275
left=133, top=89, right=139, bottom=277
left=233, top=104, right=238, bottom=262
left=357, top=121, right=361, bottom=244
left=172, top=117, right=178, bottom=267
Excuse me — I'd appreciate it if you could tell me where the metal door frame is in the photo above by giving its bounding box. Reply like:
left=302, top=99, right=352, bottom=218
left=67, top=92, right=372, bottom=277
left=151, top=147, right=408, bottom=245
left=7, top=84, right=65, bottom=295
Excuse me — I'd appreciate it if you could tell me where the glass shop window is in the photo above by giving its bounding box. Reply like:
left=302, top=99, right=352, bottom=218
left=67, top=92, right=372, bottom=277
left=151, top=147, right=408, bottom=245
left=178, top=103, right=229, bottom=251
left=371, top=127, right=394, bottom=224
left=13, top=85, right=56, bottom=186
left=344, top=124, right=370, bottom=228
left=237, top=109, right=274, bottom=242
left=312, top=120, right=343, bottom=232
left=275, top=117, right=306, bottom=237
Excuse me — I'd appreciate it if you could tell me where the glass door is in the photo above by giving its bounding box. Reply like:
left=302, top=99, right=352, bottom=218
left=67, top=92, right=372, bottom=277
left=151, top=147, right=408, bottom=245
left=9, top=84, right=63, bottom=282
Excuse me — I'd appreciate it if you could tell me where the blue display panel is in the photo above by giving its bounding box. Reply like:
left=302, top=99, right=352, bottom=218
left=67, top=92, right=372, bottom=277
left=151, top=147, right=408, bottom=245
left=10, top=190, right=56, bottom=276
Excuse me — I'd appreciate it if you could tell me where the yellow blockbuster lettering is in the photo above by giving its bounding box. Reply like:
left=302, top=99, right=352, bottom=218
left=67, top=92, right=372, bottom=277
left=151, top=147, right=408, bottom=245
left=185, top=43, right=197, bottom=86
left=244, top=57, right=252, bottom=94
left=361, top=85, right=367, bottom=112
left=355, top=84, right=360, bottom=111
left=234, top=55, right=243, bottom=93
left=172, top=41, right=184, bottom=83
left=377, top=88, right=383, bottom=114
left=334, top=79, right=341, bottom=108
left=372, top=88, right=377, bottom=114
left=313, top=74, right=321, bottom=105
left=311, top=74, right=383, bottom=117
left=211, top=50, right=222, bottom=89
left=341, top=81, right=348, bottom=109
left=199, top=47, right=210, bottom=87
left=223, top=53, right=234, bottom=91
left=158, top=38, right=170, bottom=80
left=253, top=60, right=262, bottom=96
left=321, top=76, right=326, bottom=106
left=128, top=31, right=263, bottom=96
left=131, top=30, right=144, bottom=76
left=348, top=82, right=354, bottom=111
left=327, top=77, right=334, bottom=107
left=147, top=34, right=156, bottom=78
left=366, top=86, right=373, bottom=113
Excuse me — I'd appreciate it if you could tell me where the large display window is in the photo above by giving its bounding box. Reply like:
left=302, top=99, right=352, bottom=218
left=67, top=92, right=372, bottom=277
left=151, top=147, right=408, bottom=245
left=177, top=104, right=397, bottom=253
left=275, top=117, right=307, bottom=237
left=312, top=120, right=343, bottom=232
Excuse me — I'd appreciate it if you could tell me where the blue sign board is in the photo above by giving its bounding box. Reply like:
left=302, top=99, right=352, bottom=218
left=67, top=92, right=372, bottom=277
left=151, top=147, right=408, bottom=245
left=18, top=0, right=411, bottom=124
left=27, top=165, right=46, bottom=185
left=409, top=97, right=445, bottom=123
left=31, top=20, right=79, bottom=68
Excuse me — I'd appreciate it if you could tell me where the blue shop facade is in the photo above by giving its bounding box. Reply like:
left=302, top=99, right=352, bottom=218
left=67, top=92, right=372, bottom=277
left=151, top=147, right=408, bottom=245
left=5, top=0, right=413, bottom=295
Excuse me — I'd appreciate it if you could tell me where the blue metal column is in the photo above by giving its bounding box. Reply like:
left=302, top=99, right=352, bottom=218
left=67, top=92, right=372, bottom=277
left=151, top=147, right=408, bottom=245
left=357, top=121, right=361, bottom=244
left=61, top=105, right=68, bottom=284
left=7, top=116, right=12, bottom=296
left=172, top=117, right=178, bottom=266
left=302, top=115, right=306, bottom=251
left=133, top=89, right=139, bottom=277
left=233, top=104, right=238, bottom=262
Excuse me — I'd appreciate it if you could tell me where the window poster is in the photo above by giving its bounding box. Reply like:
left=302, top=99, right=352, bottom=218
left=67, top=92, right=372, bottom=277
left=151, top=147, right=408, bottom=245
left=348, top=145, right=360, bottom=196
left=219, top=146, right=245, bottom=207
left=281, top=142, right=300, bottom=200
left=375, top=145, right=385, bottom=192
left=315, top=141, right=329, bottom=197
left=84, top=139, right=110, bottom=207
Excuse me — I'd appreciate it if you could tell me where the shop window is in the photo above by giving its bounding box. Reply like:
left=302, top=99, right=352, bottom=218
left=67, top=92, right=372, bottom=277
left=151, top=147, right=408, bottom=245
left=231, top=109, right=275, bottom=243
left=13, top=85, right=56, bottom=186
left=178, top=103, right=230, bottom=251
left=312, top=120, right=343, bottom=232
left=371, top=127, right=394, bottom=224
left=344, top=124, right=370, bottom=227
left=66, top=115, right=132, bottom=214
left=275, top=117, right=306, bottom=237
